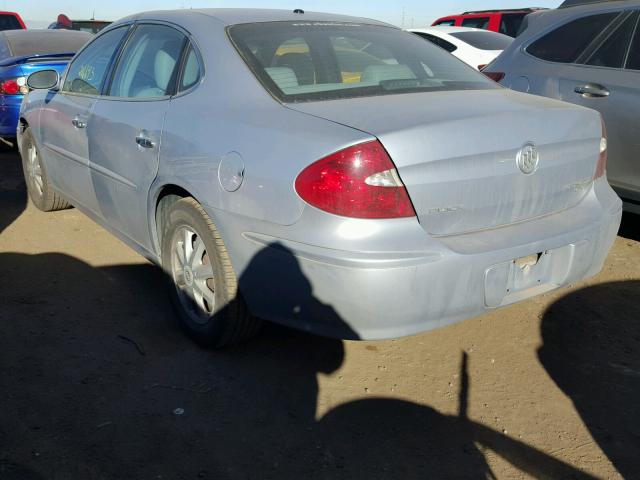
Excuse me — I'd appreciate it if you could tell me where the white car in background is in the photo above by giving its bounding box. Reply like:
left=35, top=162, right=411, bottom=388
left=408, top=26, right=512, bottom=70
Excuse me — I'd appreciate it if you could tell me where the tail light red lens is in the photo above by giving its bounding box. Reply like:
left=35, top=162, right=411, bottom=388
left=594, top=118, right=607, bottom=179
left=295, top=140, right=416, bottom=219
left=482, top=71, right=505, bottom=83
left=0, top=77, right=27, bottom=95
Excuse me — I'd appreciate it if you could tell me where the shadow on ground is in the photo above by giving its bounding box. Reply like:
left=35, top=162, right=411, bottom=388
left=618, top=211, right=640, bottom=242
left=0, top=146, right=622, bottom=479
left=0, top=246, right=604, bottom=479
left=0, top=145, right=26, bottom=235
left=539, top=280, right=640, bottom=480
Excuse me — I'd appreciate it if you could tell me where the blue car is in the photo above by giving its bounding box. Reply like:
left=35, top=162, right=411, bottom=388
left=0, top=29, right=91, bottom=143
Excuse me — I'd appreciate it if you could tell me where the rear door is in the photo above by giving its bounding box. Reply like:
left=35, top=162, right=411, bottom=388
left=39, top=26, right=129, bottom=210
left=88, top=23, right=187, bottom=250
left=555, top=10, right=640, bottom=198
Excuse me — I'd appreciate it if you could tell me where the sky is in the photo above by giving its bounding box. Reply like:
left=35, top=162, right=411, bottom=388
left=14, top=0, right=561, bottom=29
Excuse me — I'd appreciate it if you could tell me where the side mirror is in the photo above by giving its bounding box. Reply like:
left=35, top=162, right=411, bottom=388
left=27, top=70, right=60, bottom=91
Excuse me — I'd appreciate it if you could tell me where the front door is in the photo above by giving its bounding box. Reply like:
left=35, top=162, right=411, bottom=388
left=39, top=25, right=130, bottom=212
left=88, top=23, right=187, bottom=251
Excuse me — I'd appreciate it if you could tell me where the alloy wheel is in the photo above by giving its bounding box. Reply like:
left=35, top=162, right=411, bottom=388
left=170, top=226, right=216, bottom=324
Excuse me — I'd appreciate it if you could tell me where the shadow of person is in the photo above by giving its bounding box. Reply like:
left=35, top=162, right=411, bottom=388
left=538, top=281, right=640, bottom=479
left=223, top=244, right=598, bottom=479
left=0, top=145, right=27, bottom=235
left=214, top=244, right=494, bottom=478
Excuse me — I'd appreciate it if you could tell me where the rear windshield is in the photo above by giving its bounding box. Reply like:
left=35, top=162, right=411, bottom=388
left=72, top=21, right=111, bottom=34
left=449, top=31, right=512, bottom=50
left=3, top=31, right=91, bottom=58
left=228, top=21, right=497, bottom=103
left=0, top=14, right=21, bottom=32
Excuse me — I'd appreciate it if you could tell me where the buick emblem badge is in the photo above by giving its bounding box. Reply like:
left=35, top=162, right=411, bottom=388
left=517, top=143, right=539, bottom=175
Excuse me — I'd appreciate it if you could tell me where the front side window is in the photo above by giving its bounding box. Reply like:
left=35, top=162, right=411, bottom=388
left=229, top=22, right=496, bottom=103
left=109, top=24, right=186, bottom=99
left=585, top=12, right=637, bottom=68
left=434, top=19, right=456, bottom=27
left=527, top=12, right=619, bottom=63
left=461, top=17, right=490, bottom=30
left=63, top=26, right=129, bottom=95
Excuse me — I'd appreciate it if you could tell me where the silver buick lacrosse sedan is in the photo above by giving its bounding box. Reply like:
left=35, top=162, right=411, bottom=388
left=19, top=9, right=622, bottom=347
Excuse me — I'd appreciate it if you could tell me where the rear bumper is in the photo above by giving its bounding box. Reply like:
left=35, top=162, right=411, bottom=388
left=213, top=177, right=622, bottom=340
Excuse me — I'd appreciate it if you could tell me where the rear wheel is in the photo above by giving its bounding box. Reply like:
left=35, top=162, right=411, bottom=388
left=20, top=128, right=71, bottom=212
left=161, top=197, right=261, bottom=347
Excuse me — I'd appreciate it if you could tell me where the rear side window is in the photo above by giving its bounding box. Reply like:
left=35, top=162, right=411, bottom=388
left=413, top=32, right=457, bottom=53
left=179, top=45, right=202, bottom=91
left=499, top=13, right=527, bottom=37
left=585, top=12, right=637, bottom=68
left=626, top=17, right=640, bottom=70
left=0, top=14, right=21, bottom=31
left=461, top=17, right=490, bottom=30
left=63, top=26, right=129, bottom=95
left=229, top=22, right=497, bottom=103
left=527, top=12, right=619, bottom=63
left=449, top=31, right=512, bottom=50
left=108, top=24, right=186, bottom=99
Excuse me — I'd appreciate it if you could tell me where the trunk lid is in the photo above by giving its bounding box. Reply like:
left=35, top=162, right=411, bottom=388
left=288, top=89, right=601, bottom=236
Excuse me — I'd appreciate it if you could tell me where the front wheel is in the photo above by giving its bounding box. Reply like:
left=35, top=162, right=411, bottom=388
left=161, top=197, right=261, bottom=347
left=20, top=128, right=71, bottom=212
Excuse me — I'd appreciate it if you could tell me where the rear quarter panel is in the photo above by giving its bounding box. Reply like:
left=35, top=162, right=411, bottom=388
left=152, top=15, right=371, bottom=252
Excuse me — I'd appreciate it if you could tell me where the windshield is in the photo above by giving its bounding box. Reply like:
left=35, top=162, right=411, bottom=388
left=228, top=21, right=498, bottom=103
left=449, top=31, right=512, bottom=50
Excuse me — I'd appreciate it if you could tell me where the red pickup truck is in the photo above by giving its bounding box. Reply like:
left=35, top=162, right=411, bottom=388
left=432, top=8, right=546, bottom=37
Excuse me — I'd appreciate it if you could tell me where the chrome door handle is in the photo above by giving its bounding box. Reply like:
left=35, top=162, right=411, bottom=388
left=71, top=118, right=86, bottom=129
left=135, top=134, right=155, bottom=149
left=574, top=83, right=610, bottom=98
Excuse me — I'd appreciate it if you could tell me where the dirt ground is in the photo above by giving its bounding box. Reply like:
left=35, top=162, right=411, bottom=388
left=1, top=146, right=639, bottom=480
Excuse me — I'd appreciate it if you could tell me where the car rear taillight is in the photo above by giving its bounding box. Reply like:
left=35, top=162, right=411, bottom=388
left=594, top=118, right=607, bottom=179
left=295, top=140, right=416, bottom=219
left=0, top=77, right=27, bottom=95
left=482, top=71, right=505, bottom=83
left=478, top=64, right=487, bottom=71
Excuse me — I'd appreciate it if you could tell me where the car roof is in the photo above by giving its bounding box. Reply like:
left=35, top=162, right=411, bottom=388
left=460, top=8, right=544, bottom=14
left=116, top=8, right=392, bottom=28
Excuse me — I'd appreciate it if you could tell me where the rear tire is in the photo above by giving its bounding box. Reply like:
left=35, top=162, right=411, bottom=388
left=20, top=128, right=71, bottom=212
left=161, top=197, right=261, bottom=348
